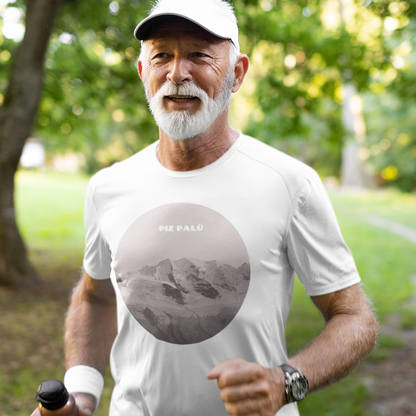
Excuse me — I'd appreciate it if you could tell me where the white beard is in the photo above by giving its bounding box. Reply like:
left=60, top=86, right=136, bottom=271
left=142, top=66, right=235, bottom=141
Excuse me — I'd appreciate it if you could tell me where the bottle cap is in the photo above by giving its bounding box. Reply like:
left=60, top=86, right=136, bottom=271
left=36, top=379, right=69, bottom=410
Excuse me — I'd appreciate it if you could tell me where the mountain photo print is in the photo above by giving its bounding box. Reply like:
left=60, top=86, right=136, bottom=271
left=114, top=203, right=251, bottom=344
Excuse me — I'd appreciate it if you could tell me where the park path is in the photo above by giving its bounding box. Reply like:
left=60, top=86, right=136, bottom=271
left=362, top=215, right=416, bottom=416
left=366, top=215, right=416, bottom=244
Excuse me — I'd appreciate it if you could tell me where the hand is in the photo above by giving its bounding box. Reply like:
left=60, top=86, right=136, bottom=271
left=206, top=358, right=287, bottom=416
left=30, top=393, right=96, bottom=416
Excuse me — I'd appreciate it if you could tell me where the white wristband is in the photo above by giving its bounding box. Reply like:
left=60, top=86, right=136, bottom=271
left=64, top=365, right=104, bottom=410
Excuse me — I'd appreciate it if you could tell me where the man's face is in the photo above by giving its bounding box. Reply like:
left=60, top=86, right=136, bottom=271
left=139, top=18, right=236, bottom=140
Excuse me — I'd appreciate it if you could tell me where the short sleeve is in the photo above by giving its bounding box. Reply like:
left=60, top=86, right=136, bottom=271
left=83, top=174, right=112, bottom=280
left=285, top=170, right=360, bottom=296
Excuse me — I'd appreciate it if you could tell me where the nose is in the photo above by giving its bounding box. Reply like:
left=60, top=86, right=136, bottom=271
left=167, top=57, right=192, bottom=85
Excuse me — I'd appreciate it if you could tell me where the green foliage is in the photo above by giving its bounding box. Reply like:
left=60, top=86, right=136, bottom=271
left=231, top=0, right=391, bottom=176
left=362, top=93, right=416, bottom=192
left=0, top=0, right=157, bottom=172
left=1, top=0, right=415, bottom=189
left=230, top=0, right=416, bottom=189
left=356, top=12, right=416, bottom=191
left=37, top=0, right=157, bottom=172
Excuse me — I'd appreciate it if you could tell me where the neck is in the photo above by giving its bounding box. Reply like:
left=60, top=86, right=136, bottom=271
left=156, top=114, right=240, bottom=171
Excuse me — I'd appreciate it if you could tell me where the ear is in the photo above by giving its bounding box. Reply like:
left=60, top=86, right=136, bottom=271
left=137, top=59, right=143, bottom=81
left=232, top=54, right=249, bottom=93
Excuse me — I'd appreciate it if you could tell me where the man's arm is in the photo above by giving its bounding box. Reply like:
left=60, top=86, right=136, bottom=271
left=64, top=271, right=118, bottom=411
left=289, top=283, right=378, bottom=391
left=65, top=270, right=117, bottom=374
left=31, top=271, right=117, bottom=415
left=207, top=283, right=378, bottom=416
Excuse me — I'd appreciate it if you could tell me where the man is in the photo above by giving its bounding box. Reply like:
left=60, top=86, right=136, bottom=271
left=31, top=0, right=378, bottom=415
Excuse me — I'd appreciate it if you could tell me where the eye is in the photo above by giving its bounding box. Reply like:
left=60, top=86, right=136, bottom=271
left=154, top=52, right=168, bottom=59
left=193, top=52, right=205, bottom=58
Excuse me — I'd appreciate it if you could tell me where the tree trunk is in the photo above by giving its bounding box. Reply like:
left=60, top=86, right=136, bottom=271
left=340, top=83, right=366, bottom=188
left=0, top=0, right=62, bottom=287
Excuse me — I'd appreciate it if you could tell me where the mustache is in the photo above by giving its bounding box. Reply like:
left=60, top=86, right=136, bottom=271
left=157, top=81, right=207, bottom=100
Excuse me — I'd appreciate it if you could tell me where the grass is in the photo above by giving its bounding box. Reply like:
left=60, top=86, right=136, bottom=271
left=400, top=307, right=416, bottom=329
left=15, top=170, right=88, bottom=267
left=367, top=333, right=407, bottom=361
left=1, top=172, right=416, bottom=416
left=329, top=189, right=416, bottom=322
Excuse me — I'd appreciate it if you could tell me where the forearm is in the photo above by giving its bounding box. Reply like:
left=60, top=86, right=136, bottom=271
left=288, top=292, right=378, bottom=392
left=65, top=276, right=117, bottom=376
left=207, top=288, right=377, bottom=415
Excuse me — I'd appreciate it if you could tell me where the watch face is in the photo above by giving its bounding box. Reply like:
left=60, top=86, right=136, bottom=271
left=291, top=373, right=308, bottom=401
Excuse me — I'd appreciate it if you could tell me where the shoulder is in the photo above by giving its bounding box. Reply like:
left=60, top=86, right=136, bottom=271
left=87, top=144, right=155, bottom=195
left=237, top=134, right=319, bottom=201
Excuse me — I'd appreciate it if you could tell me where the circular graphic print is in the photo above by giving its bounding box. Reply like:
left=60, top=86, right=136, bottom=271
left=114, top=203, right=251, bottom=344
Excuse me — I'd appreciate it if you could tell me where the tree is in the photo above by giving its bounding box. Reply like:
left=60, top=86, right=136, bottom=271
left=1, top=0, right=414, bottom=286
left=0, top=0, right=155, bottom=287
left=0, top=0, right=64, bottom=286
left=361, top=0, right=416, bottom=191
left=230, top=0, right=409, bottom=184
left=32, top=0, right=156, bottom=173
left=231, top=0, right=416, bottom=191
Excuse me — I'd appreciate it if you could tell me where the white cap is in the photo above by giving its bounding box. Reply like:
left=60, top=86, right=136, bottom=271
left=133, top=0, right=240, bottom=53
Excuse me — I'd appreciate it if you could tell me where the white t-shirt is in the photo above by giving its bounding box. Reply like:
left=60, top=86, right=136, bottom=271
left=83, top=133, right=360, bottom=416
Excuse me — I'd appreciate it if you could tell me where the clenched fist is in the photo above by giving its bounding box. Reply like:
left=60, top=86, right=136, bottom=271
left=30, top=393, right=95, bottom=416
left=207, top=358, right=287, bottom=416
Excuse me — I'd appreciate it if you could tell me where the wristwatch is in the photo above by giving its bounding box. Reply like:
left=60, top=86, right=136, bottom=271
left=279, top=364, right=309, bottom=403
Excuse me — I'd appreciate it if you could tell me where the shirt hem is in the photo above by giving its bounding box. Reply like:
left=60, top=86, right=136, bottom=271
left=83, top=262, right=111, bottom=280
left=303, top=274, right=361, bottom=297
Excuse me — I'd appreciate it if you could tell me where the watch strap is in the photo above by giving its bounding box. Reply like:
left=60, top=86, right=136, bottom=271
left=279, top=364, right=297, bottom=376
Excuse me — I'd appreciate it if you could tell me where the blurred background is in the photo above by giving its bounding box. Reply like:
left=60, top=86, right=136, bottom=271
left=0, top=0, right=415, bottom=415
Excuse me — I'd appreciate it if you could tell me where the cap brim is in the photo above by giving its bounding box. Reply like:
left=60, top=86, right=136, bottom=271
left=134, top=13, right=231, bottom=43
